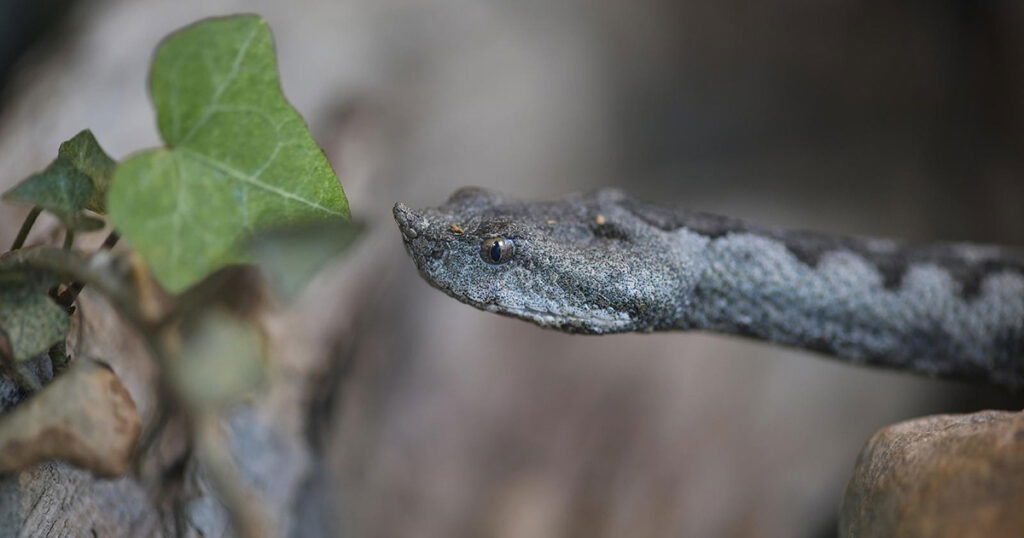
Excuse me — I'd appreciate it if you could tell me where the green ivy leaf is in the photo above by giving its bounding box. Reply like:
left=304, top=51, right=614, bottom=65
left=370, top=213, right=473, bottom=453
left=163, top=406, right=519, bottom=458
left=2, top=129, right=115, bottom=229
left=3, top=157, right=104, bottom=232
left=248, top=219, right=360, bottom=301
left=58, top=130, right=117, bottom=213
left=108, top=15, right=349, bottom=293
left=0, top=269, right=68, bottom=361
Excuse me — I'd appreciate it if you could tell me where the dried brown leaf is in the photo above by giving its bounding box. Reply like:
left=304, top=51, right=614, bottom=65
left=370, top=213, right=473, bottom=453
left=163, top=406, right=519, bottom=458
left=0, top=358, right=140, bottom=477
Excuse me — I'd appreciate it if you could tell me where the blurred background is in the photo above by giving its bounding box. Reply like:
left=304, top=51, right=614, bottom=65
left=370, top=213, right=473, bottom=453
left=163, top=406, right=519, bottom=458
left=0, top=0, right=1022, bottom=536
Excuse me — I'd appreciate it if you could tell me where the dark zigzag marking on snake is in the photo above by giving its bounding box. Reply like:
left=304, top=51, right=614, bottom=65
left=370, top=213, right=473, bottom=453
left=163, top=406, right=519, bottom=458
left=619, top=197, right=1024, bottom=299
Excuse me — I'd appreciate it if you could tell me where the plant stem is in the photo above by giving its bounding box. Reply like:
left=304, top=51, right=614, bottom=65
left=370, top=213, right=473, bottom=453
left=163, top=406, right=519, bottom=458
left=63, top=229, right=75, bottom=250
left=10, top=206, right=42, bottom=251
left=101, top=230, right=121, bottom=250
left=58, top=230, right=120, bottom=307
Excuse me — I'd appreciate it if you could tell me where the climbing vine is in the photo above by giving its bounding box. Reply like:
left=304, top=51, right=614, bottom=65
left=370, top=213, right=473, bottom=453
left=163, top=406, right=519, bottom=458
left=0, top=15, right=355, bottom=517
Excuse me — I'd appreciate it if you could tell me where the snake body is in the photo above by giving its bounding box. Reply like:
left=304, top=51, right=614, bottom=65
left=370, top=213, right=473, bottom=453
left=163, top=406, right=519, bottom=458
left=394, top=188, right=1024, bottom=387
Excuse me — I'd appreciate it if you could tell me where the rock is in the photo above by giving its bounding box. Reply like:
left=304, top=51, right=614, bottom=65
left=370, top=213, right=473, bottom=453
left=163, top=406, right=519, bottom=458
left=840, top=409, right=1024, bottom=538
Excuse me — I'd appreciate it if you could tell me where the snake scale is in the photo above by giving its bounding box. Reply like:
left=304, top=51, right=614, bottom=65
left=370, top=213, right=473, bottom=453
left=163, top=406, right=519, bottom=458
left=394, top=187, right=1024, bottom=388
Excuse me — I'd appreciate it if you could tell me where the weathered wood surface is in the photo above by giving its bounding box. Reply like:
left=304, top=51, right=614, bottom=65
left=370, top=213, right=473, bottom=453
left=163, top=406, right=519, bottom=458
left=0, top=463, right=159, bottom=538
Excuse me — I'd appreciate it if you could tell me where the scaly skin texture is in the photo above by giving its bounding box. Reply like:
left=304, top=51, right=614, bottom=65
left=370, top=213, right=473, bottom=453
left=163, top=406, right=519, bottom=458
left=394, top=187, right=1024, bottom=387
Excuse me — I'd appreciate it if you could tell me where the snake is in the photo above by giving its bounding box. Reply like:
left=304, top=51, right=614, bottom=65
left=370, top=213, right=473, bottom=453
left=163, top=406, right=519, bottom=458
left=393, top=187, right=1024, bottom=388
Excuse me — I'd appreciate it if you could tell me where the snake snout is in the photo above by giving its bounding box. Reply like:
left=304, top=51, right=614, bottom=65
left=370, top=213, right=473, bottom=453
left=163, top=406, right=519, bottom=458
left=393, top=202, right=427, bottom=240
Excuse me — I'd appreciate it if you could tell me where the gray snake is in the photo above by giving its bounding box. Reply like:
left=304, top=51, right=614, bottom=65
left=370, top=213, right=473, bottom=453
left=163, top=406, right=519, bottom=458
left=393, top=187, right=1024, bottom=388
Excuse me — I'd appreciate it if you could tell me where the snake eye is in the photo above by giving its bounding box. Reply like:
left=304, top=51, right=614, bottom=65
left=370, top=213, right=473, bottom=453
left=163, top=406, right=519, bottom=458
left=480, top=237, right=514, bottom=264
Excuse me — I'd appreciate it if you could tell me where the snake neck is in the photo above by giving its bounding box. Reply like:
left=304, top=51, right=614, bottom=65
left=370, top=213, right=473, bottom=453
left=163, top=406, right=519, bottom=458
left=620, top=203, right=1024, bottom=387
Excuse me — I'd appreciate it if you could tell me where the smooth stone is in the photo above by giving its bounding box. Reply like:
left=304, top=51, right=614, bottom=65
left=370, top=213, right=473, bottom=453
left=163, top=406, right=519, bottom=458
left=840, top=409, right=1024, bottom=537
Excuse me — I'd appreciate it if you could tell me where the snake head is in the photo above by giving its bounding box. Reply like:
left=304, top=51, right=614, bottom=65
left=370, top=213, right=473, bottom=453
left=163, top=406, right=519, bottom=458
left=393, top=187, right=701, bottom=333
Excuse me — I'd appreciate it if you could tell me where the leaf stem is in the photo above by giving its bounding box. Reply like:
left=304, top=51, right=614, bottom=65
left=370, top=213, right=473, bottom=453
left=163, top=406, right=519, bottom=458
left=58, top=230, right=120, bottom=307
left=10, top=206, right=42, bottom=251
left=101, top=230, right=121, bottom=250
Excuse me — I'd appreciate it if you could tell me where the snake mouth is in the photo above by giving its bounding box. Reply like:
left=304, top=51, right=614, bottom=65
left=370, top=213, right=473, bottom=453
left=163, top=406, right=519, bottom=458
left=427, top=281, right=633, bottom=334
left=497, top=304, right=634, bottom=334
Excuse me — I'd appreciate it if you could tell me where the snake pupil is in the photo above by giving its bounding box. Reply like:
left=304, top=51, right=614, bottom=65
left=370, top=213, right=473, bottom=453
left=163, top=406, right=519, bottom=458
left=481, top=237, right=514, bottom=264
